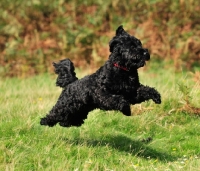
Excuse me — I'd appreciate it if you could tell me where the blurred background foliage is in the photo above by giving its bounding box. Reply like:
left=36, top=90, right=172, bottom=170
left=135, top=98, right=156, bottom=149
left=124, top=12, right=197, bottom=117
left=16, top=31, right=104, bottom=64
left=0, top=0, right=200, bottom=77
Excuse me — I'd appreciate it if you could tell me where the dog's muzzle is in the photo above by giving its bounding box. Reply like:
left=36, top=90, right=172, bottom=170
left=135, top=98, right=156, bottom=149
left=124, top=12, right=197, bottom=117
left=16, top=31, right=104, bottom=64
left=143, top=49, right=150, bottom=61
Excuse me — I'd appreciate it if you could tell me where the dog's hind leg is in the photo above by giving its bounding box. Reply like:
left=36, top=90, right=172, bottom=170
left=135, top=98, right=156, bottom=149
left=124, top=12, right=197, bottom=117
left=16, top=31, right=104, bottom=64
left=59, top=111, right=88, bottom=127
left=40, top=106, right=62, bottom=127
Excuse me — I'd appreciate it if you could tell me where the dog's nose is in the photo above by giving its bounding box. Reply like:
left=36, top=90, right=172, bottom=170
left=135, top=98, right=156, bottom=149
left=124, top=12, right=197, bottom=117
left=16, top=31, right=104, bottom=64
left=143, top=49, right=150, bottom=61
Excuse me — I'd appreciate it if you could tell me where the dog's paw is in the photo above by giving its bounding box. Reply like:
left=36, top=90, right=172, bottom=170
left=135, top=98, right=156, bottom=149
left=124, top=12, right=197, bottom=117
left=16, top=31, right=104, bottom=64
left=136, top=86, right=161, bottom=104
left=40, top=117, right=57, bottom=127
left=120, top=102, right=131, bottom=116
left=152, top=91, right=161, bottom=104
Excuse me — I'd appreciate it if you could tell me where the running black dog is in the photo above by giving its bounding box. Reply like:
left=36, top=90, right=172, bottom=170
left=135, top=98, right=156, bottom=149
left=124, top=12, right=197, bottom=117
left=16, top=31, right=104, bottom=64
left=40, top=26, right=161, bottom=127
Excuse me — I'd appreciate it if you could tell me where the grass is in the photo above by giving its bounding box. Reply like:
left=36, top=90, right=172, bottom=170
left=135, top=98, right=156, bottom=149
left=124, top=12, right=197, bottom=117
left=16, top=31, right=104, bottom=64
left=0, top=66, right=200, bottom=170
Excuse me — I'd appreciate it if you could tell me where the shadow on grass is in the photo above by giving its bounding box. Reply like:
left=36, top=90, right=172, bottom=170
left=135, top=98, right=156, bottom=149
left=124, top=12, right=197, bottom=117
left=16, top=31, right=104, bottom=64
left=62, top=134, right=177, bottom=162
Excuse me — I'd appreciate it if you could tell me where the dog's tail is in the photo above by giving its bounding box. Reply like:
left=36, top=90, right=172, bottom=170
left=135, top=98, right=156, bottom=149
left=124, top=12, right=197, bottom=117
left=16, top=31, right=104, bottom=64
left=53, top=59, right=78, bottom=88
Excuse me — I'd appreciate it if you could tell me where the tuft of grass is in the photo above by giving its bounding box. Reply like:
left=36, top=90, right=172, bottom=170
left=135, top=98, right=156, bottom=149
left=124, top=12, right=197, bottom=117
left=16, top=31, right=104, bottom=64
left=177, top=82, right=200, bottom=116
left=0, top=67, right=200, bottom=170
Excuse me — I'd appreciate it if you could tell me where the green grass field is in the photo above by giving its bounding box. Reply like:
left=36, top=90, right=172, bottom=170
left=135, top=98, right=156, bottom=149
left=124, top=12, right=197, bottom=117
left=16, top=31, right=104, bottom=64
left=0, top=66, right=200, bottom=171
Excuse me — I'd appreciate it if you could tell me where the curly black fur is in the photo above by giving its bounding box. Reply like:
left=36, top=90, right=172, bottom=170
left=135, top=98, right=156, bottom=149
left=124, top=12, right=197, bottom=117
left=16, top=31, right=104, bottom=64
left=40, top=25, right=161, bottom=128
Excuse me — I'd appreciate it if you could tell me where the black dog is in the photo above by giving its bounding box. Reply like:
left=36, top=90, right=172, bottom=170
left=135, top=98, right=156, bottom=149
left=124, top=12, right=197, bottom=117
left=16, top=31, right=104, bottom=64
left=40, top=26, right=161, bottom=127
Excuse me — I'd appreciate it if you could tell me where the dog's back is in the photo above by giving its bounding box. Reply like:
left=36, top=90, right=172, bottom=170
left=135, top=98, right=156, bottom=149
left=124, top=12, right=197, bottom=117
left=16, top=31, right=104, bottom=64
left=53, top=59, right=78, bottom=88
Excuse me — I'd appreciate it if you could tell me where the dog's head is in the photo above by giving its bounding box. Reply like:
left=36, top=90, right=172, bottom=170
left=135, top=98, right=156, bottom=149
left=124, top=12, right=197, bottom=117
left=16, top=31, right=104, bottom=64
left=109, top=25, right=150, bottom=71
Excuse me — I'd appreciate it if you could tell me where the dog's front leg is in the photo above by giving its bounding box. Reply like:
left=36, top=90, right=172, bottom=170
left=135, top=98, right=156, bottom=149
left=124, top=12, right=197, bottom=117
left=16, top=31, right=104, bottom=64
left=131, top=84, right=161, bottom=104
left=95, top=90, right=131, bottom=116
left=110, top=94, right=131, bottom=116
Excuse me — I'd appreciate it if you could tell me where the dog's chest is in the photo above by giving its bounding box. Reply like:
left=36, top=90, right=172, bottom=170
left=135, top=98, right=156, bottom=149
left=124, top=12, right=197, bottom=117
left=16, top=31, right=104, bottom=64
left=109, top=75, right=139, bottom=94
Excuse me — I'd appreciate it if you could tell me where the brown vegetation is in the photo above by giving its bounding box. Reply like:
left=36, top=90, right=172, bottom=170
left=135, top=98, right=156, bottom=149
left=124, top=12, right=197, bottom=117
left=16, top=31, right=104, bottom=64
left=0, top=0, right=199, bottom=77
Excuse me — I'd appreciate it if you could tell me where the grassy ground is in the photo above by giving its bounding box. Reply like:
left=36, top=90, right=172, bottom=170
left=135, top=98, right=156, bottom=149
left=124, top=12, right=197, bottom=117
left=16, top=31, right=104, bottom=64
left=0, top=65, right=200, bottom=170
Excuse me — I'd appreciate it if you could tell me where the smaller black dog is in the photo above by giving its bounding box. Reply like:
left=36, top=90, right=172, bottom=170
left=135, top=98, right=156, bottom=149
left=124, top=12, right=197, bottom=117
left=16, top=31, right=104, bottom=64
left=40, top=26, right=161, bottom=128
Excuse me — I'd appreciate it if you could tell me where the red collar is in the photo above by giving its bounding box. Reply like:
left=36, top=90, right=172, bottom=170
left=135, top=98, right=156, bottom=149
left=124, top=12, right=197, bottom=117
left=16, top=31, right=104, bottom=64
left=113, top=63, right=128, bottom=71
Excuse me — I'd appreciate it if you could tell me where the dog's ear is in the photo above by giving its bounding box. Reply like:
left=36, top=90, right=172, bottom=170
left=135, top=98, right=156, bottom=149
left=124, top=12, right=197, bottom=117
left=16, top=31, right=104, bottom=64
left=109, top=25, right=128, bottom=52
left=116, top=25, right=127, bottom=36
left=109, top=39, right=121, bottom=52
